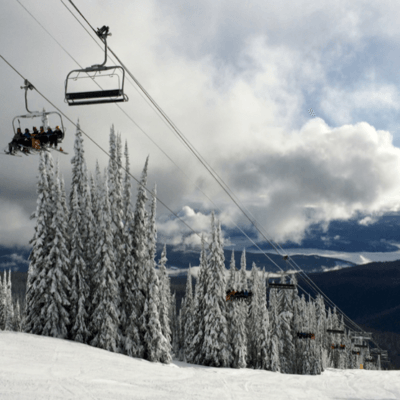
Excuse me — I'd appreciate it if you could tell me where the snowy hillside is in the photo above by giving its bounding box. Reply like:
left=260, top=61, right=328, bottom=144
left=1, top=332, right=400, bottom=400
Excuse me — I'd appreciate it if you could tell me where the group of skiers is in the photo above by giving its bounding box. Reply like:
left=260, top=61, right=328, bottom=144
left=8, top=126, right=63, bottom=154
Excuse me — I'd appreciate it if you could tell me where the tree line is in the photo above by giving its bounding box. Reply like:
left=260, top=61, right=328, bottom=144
left=0, top=123, right=378, bottom=372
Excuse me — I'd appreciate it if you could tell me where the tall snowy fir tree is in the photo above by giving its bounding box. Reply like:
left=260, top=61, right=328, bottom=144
left=278, top=275, right=295, bottom=374
left=0, top=273, right=5, bottom=330
left=158, top=245, right=172, bottom=350
left=258, top=268, right=270, bottom=370
left=4, top=270, right=14, bottom=331
left=90, top=179, right=119, bottom=352
left=130, top=156, right=150, bottom=358
left=228, top=252, right=248, bottom=369
left=187, top=235, right=208, bottom=365
left=183, top=266, right=195, bottom=362
left=268, top=285, right=281, bottom=372
left=107, top=128, right=124, bottom=349
left=202, top=213, right=230, bottom=367
left=24, top=152, right=52, bottom=335
left=69, top=184, right=90, bottom=343
left=142, top=259, right=171, bottom=363
left=248, top=263, right=261, bottom=368
left=41, top=158, right=71, bottom=338
left=120, top=142, right=138, bottom=355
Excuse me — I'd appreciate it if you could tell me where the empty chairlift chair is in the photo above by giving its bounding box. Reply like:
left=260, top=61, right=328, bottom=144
left=65, top=26, right=128, bottom=106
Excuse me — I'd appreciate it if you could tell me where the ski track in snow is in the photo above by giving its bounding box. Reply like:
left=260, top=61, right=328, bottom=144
left=1, top=332, right=400, bottom=400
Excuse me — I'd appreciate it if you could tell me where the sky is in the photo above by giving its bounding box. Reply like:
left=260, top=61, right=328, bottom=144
left=2, top=0, right=400, bottom=251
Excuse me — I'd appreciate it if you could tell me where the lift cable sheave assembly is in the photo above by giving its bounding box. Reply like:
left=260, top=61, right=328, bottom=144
left=61, top=0, right=382, bottom=347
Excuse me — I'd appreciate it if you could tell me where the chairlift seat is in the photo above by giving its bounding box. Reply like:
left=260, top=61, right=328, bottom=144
left=327, top=329, right=345, bottom=334
left=268, top=283, right=296, bottom=289
left=65, top=65, right=128, bottom=106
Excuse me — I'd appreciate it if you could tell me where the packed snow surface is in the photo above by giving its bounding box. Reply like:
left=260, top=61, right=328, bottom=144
left=1, top=332, right=400, bottom=400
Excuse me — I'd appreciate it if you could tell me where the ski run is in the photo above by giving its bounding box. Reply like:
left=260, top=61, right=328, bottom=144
left=1, top=331, right=400, bottom=400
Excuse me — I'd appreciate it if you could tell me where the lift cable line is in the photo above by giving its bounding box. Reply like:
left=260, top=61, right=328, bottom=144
left=13, top=0, right=292, bottom=279
left=13, top=1, right=376, bottom=343
left=60, top=0, right=373, bottom=337
left=0, top=53, right=200, bottom=242
left=13, top=0, right=338, bottom=320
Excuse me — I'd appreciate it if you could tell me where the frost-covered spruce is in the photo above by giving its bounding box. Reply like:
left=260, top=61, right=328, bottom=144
left=120, top=143, right=138, bottom=354
left=158, top=245, right=172, bottom=347
left=90, top=180, right=119, bottom=352
left=258, top=268, right=270, bottom=370
left=142, top=260, right=171, bottom=363
left=131, top=156, right=150, bottom=353
left=315, top=294, right=327, bottom=371
left=41, top=157, right=71, bottom=338
left=0, top=273, right=5, bottom=330
left=278, top=274, right=295, bottom=374
left=202, top=213, right=229, bottom=367
left=107, top=128, right=124, bottom=349
left=247, top=263, right=261, bottom=368
left=228, top=252, right=248, bottom=368
left=228, top=250, right=237, bottom=290
left=69, top=185, right=90, bottom=343
left=183, top=266, right=195, bottom=362
left=268, top=285, right=281, bottom=372
left=4, top=270, right=14, bottom=331
left=24, top=152, right=51, bottom=335
left=186, top=235, right=208, bottom=364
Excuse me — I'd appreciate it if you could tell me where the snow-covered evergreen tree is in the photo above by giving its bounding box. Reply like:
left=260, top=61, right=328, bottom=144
left=202, top=213, right=229, bottom=367
left=187, top=235, right=208, bottom=364
left=248, top=263, right=261, bottom=368
left=158, top=245, right=172, bottom=343
left=142, top=260, right=171, bottom=363
left=0, top=273, right=5, bottom=330
left=278, top=275, right=295, bottom=374
left=130, top=157, right=150, bottom=357
left=258, top=268, right=270, bottom=370
left=90, top=179, right=119, bottom=352
left=268, top=285, right=281, bottom=372
left=183, top=266, right=195, bottom=362
left=4, top=270, right=14, bottom=331
left=24, top=152, right=52, bottom=335
left=41, top=157, right=71, bottom=339
left=69, top=184, right=90, bottom=343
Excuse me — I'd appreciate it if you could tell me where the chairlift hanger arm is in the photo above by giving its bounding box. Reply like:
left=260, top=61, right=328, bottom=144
left=21, top=79, right=35, bottom=113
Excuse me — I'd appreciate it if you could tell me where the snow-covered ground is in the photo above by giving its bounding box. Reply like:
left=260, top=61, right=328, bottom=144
left=1, top=332, right=399, bottom=400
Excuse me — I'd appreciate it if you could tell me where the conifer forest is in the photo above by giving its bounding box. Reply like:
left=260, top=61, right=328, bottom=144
left=0, top=124, right=383, bottom=373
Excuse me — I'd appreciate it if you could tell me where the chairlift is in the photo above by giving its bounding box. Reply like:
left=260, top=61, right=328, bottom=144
left=268, top=282, right=296, bottom=289
left=331, top=344, right=346, bottom=350
left=296, top=332, right=315, bottom=340
left=6, top=80, right=66, bottom=156
left=327, top=329, right=345, bottom=335
left=353, top=344, right=368, bottom=348
left=65, top=26, right=128, bottom=106
left=226, top=289, right=253, bottom=302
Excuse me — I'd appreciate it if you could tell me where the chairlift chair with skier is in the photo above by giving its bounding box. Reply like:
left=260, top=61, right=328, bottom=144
left=6, top=80, right=66, bottom=156
left=65, top=26, right=128, bottom=106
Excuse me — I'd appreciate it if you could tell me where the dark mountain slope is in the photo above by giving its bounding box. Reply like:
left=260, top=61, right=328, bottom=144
left=308, top=260, right=400, bottom=334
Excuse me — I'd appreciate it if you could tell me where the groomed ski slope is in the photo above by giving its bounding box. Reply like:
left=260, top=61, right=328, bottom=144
left=1, top=332, right=399, bottom=400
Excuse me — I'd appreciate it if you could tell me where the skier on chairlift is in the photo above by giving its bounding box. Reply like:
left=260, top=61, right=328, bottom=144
left=8, top=128, right=24, bottom=154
